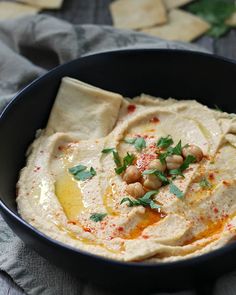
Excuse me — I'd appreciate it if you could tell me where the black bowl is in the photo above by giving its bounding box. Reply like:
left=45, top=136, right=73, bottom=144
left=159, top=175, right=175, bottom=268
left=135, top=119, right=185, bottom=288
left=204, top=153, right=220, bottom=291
left=1, top=49, right=236, bottom=292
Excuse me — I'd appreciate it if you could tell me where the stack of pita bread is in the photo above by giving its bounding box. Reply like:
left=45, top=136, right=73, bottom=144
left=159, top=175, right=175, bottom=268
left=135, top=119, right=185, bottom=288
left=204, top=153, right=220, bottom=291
left=0, top=0, right=63, bottom=20
left=110, top=0, right=236, bottom=42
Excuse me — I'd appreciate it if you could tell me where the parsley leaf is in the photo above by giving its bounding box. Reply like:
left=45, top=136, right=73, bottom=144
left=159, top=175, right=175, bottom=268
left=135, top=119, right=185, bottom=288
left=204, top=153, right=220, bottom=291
left=125, top=137, right=146, bottom=151
left=150, top=200, right=161, bottom=210
left=157, top=135, right=173, bottom=149
left=142, top=169, right=169, bottom=185
left=68, top=164, right=86, bottom=175
left=90, top=213, right=107, bottom=222
left=113, top=151, right=122, bottom=167
left=169, top=155, right=196, bottom=176
left=199, top=177, right=212, bottom=189
left=102, top=148, right=115, bottom=154
left=187, top=0, right=236, bottom=38
left=158, top=140, right=183, bottom=164
left=123, top=152, right=135, bottom=167
left=113, top=151, right=135, bottom=175
left=69, top=165, right=96, bottom=181
left=167, top=140, right=182, bottom=156
left=121, top=190, right=160, bottom=210
left=169, top=182, right=184, bottom=199
left=134, top=137, right=146, bottom=151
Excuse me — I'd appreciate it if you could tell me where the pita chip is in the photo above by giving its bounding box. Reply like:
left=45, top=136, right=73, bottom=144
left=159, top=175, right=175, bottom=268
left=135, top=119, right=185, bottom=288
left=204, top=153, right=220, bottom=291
left=17, top=0, right=63, bottom=9
left=226, top=12, right=236, bottom=27
left=164, top=0, right=193, bottom=9
left=0, top=1, right=40, bottom=20
left=141, top=9, right=210, bottom=42
left=110, top=0, right=167, bottom=30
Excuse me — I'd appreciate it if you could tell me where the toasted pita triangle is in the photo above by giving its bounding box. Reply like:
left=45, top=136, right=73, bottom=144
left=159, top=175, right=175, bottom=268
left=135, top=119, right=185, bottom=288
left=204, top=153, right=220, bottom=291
left=110, top=0, right=167, bottom=30
left=141, top=9, right=210, bottom=42
left=17, top=0, right=63, bottom=9
left=0, top=1, right=40, bottom=20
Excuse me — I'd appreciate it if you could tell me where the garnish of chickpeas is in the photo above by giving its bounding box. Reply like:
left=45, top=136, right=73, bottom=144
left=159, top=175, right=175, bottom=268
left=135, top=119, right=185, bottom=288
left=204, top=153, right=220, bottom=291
left=182, top=144, right=203, bottom=162
left=126, top=182, right=145, bottom=199
left=166, top=155, right=183, bottom=170
left=148, top=159, right=166, bottom=172
left=143, top=174, right=162, bottom=190
left=123, top=165, right=141, bottom=184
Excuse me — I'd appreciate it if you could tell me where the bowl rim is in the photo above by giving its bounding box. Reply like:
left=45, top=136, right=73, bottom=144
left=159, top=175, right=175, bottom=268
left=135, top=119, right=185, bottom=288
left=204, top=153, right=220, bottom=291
left=1, top=48, right=236, bottom=269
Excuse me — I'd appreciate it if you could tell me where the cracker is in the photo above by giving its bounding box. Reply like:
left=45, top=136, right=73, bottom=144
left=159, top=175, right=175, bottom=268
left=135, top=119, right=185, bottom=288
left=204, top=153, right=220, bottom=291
left=141, top=9, right=210, bottom=42
left=0, top=1, right=40, bottom=20
left=164, top=0, right=193, bottom=9
left=17, top=0, right=63, bottom=9
left=226, top=12, right=236, bottom=27
left=110, top=0, right=167, bottom=30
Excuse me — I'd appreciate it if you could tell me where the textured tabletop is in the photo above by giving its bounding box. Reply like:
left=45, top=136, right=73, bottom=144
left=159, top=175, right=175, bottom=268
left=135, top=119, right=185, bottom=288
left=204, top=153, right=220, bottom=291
left=0, top=0, right=236, bottom=294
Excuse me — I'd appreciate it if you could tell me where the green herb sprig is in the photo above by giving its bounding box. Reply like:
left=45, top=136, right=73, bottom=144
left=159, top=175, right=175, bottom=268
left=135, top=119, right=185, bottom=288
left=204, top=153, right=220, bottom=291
left=121, top=190, right=160, bottom=210
left=187, top=0, right=236, bottom=38
left=125, top=137, right=146, bottom=151
left=90, top=213, right=107, bottom=222
left=114, top=151, right=135, bottom=175
left=169, top=155, right=196, bottom=177
left=69, top=165, right=96, bottom=181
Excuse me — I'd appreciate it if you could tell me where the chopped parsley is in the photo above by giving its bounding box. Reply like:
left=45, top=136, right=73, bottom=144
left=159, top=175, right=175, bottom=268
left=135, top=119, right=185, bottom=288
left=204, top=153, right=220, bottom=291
left=169, top=182, right=184, bottom=199
left=69, top=165, right=96, bottom=181
left=102, top=148, right=115, bottom=154
left=142, top=169, right=169, bottom=185
left=157, top=135, right=173, bottom=149
left=187, top=0, right=236, bottom=38
left=169, top=155, right=196, bottom=177
left=114, top=151, right=135, bottom=175
left=199, top=177, right=212, bottom=189
left=90, top=213, right=107, bottom=222
left=158, top=140, right=183, bottom=164
left=125, top=137, right=146, bottom=151
left=121, top=190, right=160, bottom=210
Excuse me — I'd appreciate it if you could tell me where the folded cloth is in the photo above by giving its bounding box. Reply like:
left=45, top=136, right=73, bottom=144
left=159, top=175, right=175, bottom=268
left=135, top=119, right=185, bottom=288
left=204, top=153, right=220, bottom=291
left=0, top=14, right=233, bottom=295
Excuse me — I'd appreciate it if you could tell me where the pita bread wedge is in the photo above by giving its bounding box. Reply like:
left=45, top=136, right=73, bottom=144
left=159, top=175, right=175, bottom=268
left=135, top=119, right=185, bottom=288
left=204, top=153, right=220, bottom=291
left=17, top=0, right=63, bottom=9
left=164, top=0, right=193, bottom=9
left=141, top=9, right=210, bottom=42
left=0, top=1, right=40, bottom=20
left=226, top=12, right=236, bottom=27
left=110, top=0, right=167, bottom=30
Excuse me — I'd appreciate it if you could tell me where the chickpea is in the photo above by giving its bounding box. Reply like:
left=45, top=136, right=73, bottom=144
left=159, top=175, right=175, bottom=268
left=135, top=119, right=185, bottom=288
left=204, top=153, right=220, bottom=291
left=123, top=165, right=141, bottom=184
left=126, top=182, right=145, bottom=199
left=148, top=159, right=166, bottom=172
left=166, top=155, right=183, bottom=170
left=143, top=174, right=162, bottom=190
left=182, top=144, right=203, bottom=162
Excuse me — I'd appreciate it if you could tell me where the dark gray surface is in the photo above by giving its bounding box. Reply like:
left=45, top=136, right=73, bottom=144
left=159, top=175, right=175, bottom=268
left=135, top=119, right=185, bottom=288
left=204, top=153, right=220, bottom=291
left=0, top=0, right=236, bottom=294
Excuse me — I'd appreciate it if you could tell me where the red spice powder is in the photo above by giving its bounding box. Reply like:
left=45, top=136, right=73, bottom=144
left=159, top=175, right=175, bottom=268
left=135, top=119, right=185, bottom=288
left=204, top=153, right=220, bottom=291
left=136, top=153, right=156, bottom=172
left=118, top=226, right=124, bottom=232
left=68, top=221, right=76, bottom=225
left=83, top=227, right=91, bottom=233
left=149, top=116, right=160, bottom=123
left=213, top=208, right=219, bottom=214
left=127, top=104, right=136, bottom=114
left=142, top=235, right=149, bottom=239
left=209, top=173, right=215, bottom=180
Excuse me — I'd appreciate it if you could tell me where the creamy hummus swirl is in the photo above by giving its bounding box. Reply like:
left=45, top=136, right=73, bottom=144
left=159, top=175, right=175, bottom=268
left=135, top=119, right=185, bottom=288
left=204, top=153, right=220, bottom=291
left=17, top=77, right=236, bottom=262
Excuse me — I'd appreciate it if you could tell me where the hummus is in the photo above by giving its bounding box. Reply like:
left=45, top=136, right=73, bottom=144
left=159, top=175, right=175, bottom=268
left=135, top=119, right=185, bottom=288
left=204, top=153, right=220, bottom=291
left=17, top=77, right=236, bottom=262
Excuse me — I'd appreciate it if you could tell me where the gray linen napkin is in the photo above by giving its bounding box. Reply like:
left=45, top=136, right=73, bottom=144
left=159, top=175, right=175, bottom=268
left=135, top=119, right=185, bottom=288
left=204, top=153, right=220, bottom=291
left=0, top=14, right=234, bottom=295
